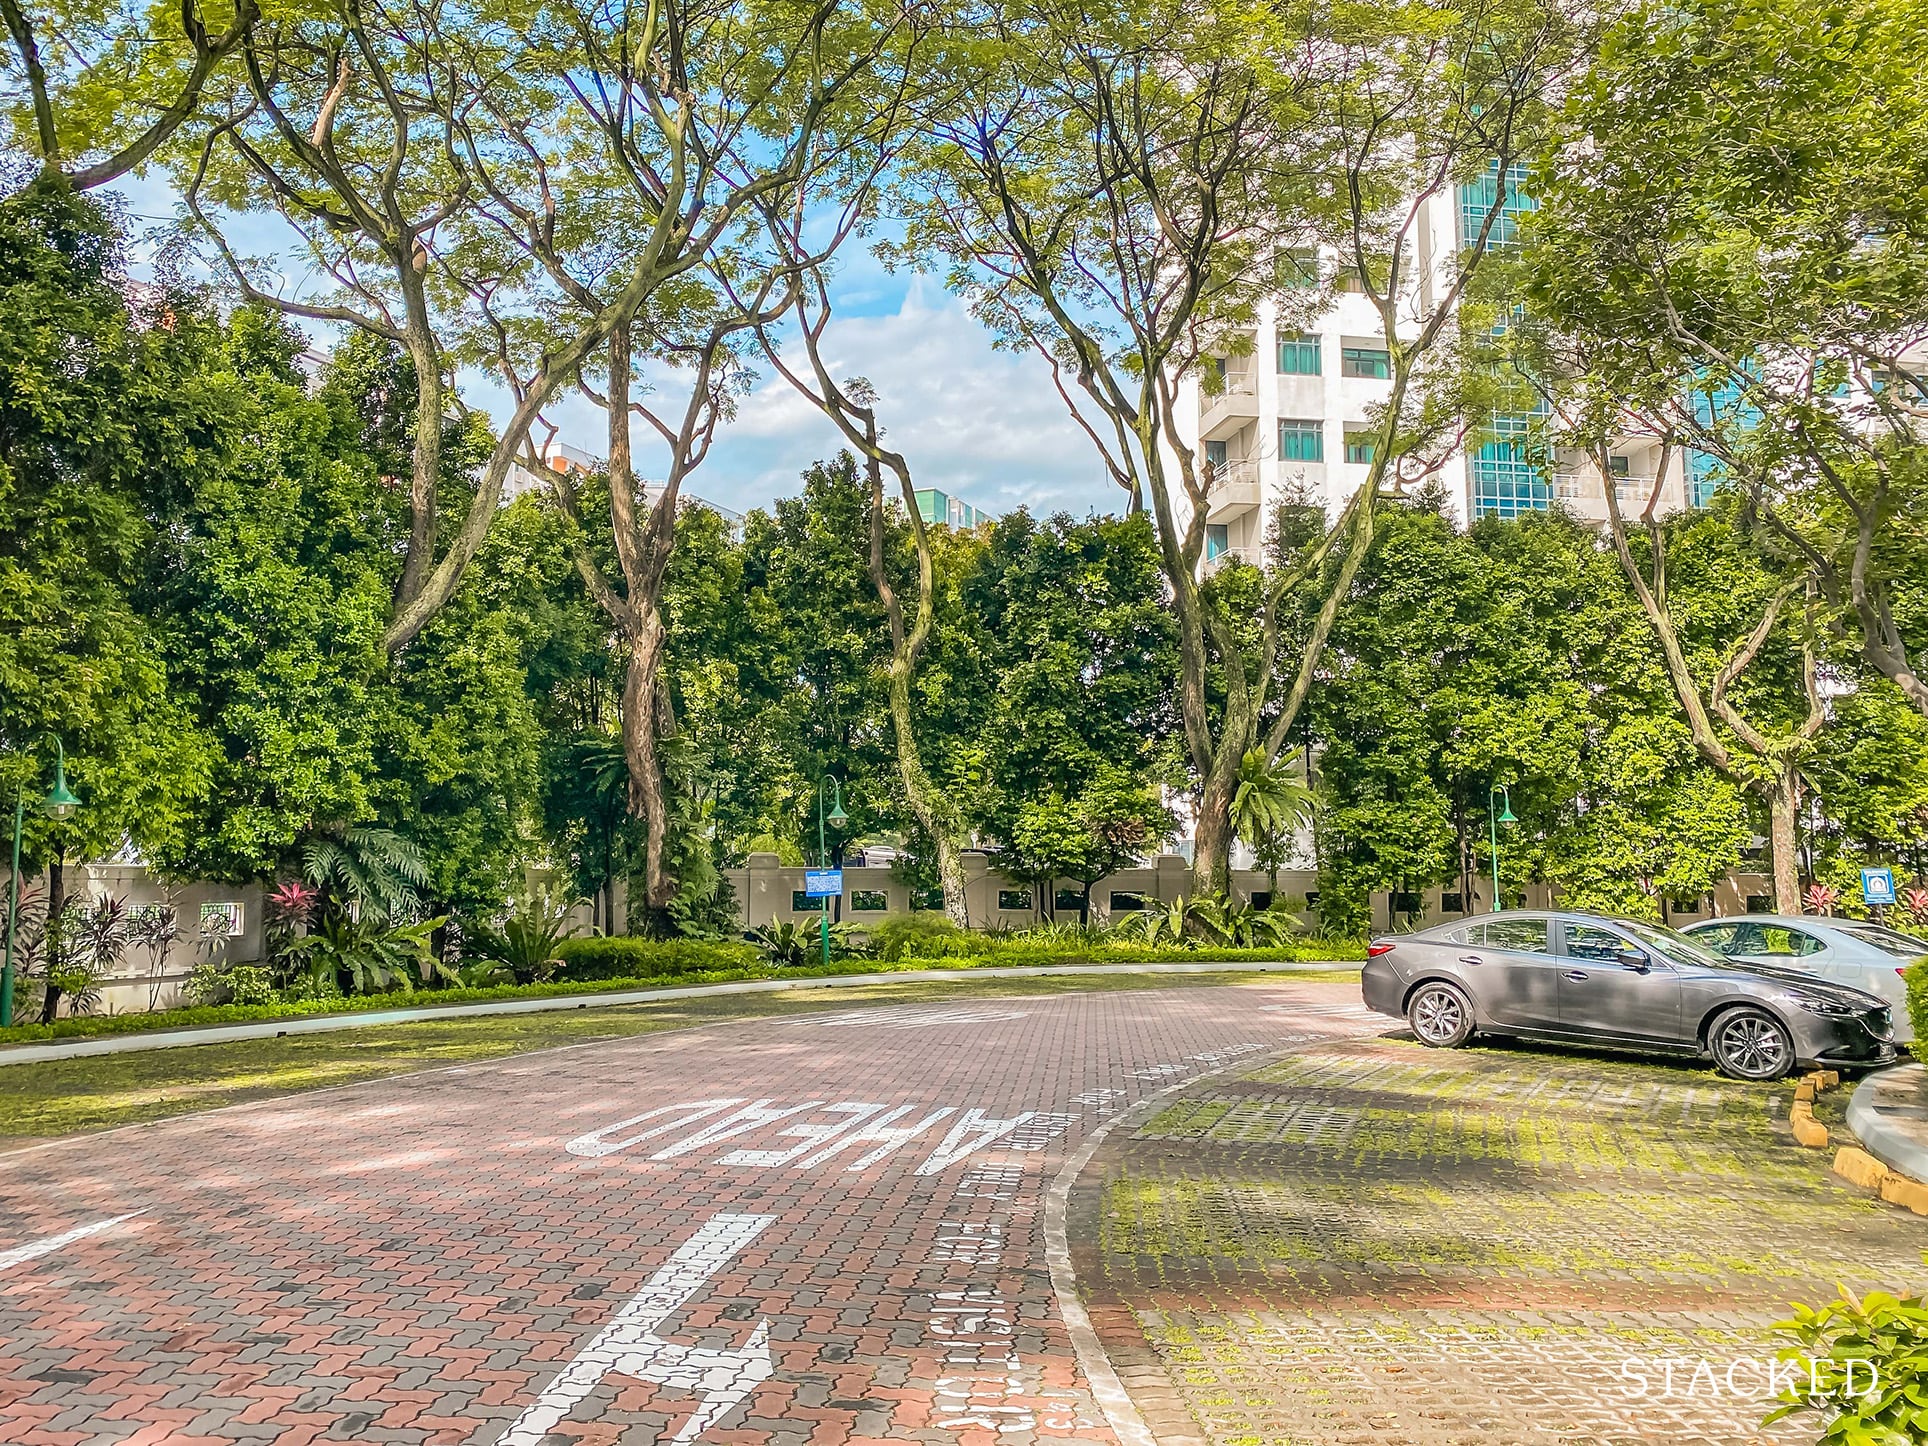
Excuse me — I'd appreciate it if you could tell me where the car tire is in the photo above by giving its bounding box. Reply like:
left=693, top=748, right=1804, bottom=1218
left=1708, top=1006, right=1796, bottom=1081
left=1407, top=981, right=1475, bottom=1048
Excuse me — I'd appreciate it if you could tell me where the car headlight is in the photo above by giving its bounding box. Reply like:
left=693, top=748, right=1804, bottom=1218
left=1789, top=996, right=1856, bottom=1017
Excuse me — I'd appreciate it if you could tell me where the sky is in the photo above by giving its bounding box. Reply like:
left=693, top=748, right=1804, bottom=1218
left=107, top=175, right=1123, bottom=524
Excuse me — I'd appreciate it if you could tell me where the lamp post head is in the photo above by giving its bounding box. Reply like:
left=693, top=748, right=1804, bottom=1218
left=827, top=803, right=849, bottom=829
left=42, top=746, right=81, bottom=820
left=1497, top=799, right=1517, bottom=825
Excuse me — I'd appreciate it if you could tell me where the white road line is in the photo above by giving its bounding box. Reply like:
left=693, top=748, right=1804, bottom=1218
left=498, top=1212, right=775, bottom=1446
left=0, top=1211, right=145, bottom=1273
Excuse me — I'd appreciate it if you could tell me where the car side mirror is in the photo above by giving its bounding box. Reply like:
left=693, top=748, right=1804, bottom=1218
left=1617, top=949, right=1651, bottom=972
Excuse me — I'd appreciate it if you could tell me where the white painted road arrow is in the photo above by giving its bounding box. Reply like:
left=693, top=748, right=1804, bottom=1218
left=497, top=1212, right=777, bottom=1445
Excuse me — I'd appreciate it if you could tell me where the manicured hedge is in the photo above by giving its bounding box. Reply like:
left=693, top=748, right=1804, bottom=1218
left=552, top=936, right=759, bottom=980
left=1905, top=958, right=1928, bottom=1047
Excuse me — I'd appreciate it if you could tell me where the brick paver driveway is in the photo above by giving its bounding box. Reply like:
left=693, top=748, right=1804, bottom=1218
left=0, top=981, right=1377, bottom=1445
left=1073, top=1034, right=1928, bottom=1446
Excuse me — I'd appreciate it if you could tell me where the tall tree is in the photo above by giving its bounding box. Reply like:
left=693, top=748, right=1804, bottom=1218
left=903, top=0, right=1576, bottom=889
left=1521, top=0, right=1928, bottom=711
left=1, top=0, right=256, bottom=189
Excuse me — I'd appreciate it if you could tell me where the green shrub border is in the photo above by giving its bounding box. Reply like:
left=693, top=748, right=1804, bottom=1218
left=1904, top=958, right=1928, bottom=1046
left=0, top=940, right=1364, bottom=1046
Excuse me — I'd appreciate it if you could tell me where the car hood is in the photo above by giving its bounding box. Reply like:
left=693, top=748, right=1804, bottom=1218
left=1686, top=956, right=1889, bottom=1009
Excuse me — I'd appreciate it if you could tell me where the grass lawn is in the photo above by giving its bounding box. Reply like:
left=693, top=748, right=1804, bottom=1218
left=0, top=969, right=1359, bottom=1149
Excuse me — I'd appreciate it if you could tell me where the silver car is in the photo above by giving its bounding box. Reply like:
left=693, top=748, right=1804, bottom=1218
left=1360, top=909, right=1897, bottom=1081
left=1683, top=914, right=1928, bottom=1044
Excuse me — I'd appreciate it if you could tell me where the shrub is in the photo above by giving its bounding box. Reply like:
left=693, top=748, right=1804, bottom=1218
left=185, top=961, right=277, bottom=1006
left=870, top=915, right=981, bottom=962
left=552, top=936, right=758, bottom=980
left=1766, top=1274, right=1928, bottom=1442
left=1904, top=959, right=1928, bottom=1047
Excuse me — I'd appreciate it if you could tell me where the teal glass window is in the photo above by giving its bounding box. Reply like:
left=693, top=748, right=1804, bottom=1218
left=1457, top=160, right=1536, bottom=251
left=1344, top=433, right=1375, bottom=465
left=1277, top=333, right=1321, bottom=375
left=1470, top=413, right=1551, bottom=520
left=1341, top=347, right=1391, bottom=379
left=1279, top=419, right=1324, bottom=463
left=1206, top=523, right=1230, bottom=560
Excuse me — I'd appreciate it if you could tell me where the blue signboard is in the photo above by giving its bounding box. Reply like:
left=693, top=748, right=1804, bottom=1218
left=1863, top=866, right=1897, bottom=907
left=804, top=869, right=843, bottom=900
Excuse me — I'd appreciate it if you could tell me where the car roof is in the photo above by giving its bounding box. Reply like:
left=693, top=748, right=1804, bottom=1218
left=1685, top=915, right=1838, bottom=928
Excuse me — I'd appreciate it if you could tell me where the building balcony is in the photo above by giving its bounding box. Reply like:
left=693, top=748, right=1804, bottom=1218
left=1205, top=460, right=1262, bottom=522
left=1198, top=381, right=1260, bottom=441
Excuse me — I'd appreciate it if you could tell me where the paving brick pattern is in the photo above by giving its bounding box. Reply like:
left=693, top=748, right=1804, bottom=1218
left=1072, top=1035, right=1928, bottom=1445
left=0, top=982, right=1371, bottom=1445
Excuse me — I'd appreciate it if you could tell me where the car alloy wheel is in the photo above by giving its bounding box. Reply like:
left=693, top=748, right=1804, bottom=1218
left=1409, top=983, right=1472, bottom=1048
left=1710, top=1007, right=1794, bottom=1081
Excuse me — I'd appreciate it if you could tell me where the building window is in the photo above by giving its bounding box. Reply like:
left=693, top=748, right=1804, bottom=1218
left=997, top=889, right=1033, bottom=911
left=1341, top=346, right=1391, bottom=380
left=791, top=890, right=818, bottom=912
left=851, top=890, right=889, bottom=911
left=1277, top=333, right=1321, bottom=375
left=1250, top=891, right=1273, bottom=911
left=1457, top=159, right=1536, bottom=251
left=1204, top=439, right=1227, bottom=470
left=1054, top=887, right=1084, bottom=913
left=201, top=902, right=244, bottom=937
left=1343, top=432, right=1376, bottom=465
left=1205, top=523, right=1230, bottom=560
left=911, top=888, right=944, bottom=911
left=1278, top=248, right=1320, bottom=288
left=1470, top=413, right=1551, bottom=520
left=1746, top=894, right=1772, bottom=913
left=1607, top=454, right=1631, bottom=478
left=1109, top=890, right=1149, bottom=912
left=1441, top=892, right=1465, bottom=913
left=1278, top=419, right=1324, bottom=463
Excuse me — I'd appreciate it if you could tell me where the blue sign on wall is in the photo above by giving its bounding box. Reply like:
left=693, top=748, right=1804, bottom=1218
left=804, top=869, right=844, bottom=899
left=1863, top=866, right=1897, bottom=907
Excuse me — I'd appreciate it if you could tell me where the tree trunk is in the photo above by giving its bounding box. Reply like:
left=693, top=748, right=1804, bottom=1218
left=38, top=851, right=65, bottom=1024
left=933, top=832, right=969, bottom=929
left=622, top=610, right=675, bottom=930
left=1767, top=769, right=1803, bottom=916
left=1192, top=769, right=1238, bottom=897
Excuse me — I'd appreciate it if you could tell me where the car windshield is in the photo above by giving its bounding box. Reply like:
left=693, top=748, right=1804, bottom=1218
left=1619, top=919, right=1730, bottom=969
left=1835, top=922, right=1928, bottom=959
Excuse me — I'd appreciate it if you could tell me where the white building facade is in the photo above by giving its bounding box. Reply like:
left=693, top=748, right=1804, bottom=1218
left=1170, top=168, right=1713, bottom=558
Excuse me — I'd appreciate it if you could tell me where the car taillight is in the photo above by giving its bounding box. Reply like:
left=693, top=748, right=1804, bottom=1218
left=1367, top=943, right=1396, bottom=958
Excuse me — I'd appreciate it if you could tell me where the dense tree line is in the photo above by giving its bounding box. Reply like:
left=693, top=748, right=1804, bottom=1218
left=3, top=0, right=1927, bottom=974
left=7, top=180, right=1928, bottom=962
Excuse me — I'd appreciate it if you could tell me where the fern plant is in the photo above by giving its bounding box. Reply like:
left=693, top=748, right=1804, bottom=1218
left=301, top=827, right=430, bottom=923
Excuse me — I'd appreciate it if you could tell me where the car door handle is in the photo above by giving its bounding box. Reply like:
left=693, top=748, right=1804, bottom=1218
left=1459, top=955, right=1484, bottom=966
left=1564, top=970, right=1589, bottom=982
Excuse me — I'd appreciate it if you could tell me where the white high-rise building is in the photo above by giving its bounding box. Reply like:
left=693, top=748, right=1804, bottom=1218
left=1170, top=169, right=1710, bottom=560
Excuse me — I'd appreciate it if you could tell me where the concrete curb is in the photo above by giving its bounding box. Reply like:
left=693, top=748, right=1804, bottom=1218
left=1788, top=1069, right=1839, bottom=1148
left=0, top=960, right=1358, bottom=1068
left=1844, top=1062, right=1928, bottom=1186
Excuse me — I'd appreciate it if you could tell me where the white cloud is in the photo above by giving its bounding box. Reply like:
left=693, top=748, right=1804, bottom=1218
left=664, top=279, right=1124, bottom=519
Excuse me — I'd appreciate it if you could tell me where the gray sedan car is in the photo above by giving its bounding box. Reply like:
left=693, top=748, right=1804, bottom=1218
left=1683, top=914, right=1926, bottom=1044
left=1361, top=910, right=1897, bottom=1080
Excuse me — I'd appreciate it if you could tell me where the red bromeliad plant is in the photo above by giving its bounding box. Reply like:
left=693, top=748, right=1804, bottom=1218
left=267, top=880, right=319, bottom=927
left=1903, top=886, right=1928, bottom=931
left=1804, top=882, right=1841, bottom=917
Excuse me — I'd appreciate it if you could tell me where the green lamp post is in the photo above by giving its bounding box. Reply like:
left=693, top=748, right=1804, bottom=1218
left=1487, top=784, right=1517, bottom=914
left=816, top=777, right=848, bottom=967
left=4, top=738, right=83, bottom=1028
